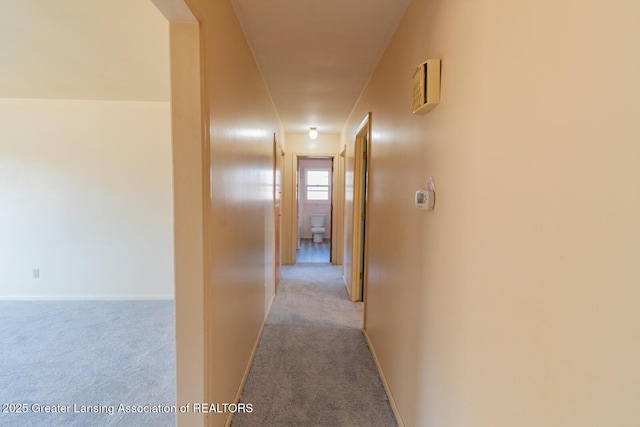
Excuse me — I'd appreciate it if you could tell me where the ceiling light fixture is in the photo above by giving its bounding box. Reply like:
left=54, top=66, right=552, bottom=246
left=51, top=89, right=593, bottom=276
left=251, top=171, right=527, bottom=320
left=308, top=127, right=318, bottom=139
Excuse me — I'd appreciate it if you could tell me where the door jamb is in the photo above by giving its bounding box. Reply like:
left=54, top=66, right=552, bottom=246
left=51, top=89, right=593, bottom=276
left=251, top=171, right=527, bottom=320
left=292, top=152, right=338, bottom=264
left=351, top=113, right=371, bottom=310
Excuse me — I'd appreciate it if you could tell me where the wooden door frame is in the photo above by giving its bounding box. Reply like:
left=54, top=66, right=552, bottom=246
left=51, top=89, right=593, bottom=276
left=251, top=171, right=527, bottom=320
left=350, top=113, right=372, bottom=307
left=273, top=134, right=284, bottom=290
left=292, top=152, right=338, bottom=264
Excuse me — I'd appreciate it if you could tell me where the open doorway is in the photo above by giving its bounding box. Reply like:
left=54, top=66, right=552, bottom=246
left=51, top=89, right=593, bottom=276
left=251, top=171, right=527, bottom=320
left=274, top=134, right=284, bottom=288
left=296, top=156, right=334, bottom=263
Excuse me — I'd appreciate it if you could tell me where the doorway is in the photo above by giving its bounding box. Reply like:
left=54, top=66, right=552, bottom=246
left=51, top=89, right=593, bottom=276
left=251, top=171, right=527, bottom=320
left=296, top=156, right=334, bottom=263
left=274, top=134, right=284, bottom=289
left=350, top=113, right=371, bottom=303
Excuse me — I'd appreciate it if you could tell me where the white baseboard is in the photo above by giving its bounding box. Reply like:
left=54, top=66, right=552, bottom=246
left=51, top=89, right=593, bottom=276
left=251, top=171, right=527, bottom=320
left=0, top=295, right=174, bottom=301
left=363, top=329, right=406, bottom=427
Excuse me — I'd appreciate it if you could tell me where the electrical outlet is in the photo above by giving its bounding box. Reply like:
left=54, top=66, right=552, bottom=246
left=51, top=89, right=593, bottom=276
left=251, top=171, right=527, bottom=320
left=33, top=269, right=40, bottom=278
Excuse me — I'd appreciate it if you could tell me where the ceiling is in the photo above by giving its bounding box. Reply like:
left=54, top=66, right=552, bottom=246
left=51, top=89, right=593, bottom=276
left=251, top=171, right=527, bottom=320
left=0, top=0, right=409, bottom=135
left=231, top=0, right=410, bottom=134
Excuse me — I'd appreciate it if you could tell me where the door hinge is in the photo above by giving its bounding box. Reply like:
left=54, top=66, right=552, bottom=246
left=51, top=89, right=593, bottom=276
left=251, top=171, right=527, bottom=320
left=361, top=212, right=365, bottom=221
left=359, top=272, right=364, bottom=280
left=363, top=152, right=367, bottom=160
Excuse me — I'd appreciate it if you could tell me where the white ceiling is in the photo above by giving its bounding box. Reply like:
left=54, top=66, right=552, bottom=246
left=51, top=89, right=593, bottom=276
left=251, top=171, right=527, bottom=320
left=0, top=0, right=409, bottom=135
left=231, top=0, right=410, bottom=134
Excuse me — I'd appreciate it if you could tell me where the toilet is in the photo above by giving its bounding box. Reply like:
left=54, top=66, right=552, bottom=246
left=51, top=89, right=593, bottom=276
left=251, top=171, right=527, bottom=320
left=310, top=214, right=326, bottom=243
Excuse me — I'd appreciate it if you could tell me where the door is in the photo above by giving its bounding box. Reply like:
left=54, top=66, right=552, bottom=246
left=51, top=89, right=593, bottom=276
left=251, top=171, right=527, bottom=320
left=274, top=135, right=283, bottom=290
left=357, top=133, right=368, bottom=297
left=296, top=159, right=301, bottom=250
left=351, top=113, right=371, bottom=302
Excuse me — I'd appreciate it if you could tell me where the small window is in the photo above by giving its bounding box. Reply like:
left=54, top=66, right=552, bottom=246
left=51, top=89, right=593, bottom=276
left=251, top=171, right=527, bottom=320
left=306, top=169, right=330, bottom=201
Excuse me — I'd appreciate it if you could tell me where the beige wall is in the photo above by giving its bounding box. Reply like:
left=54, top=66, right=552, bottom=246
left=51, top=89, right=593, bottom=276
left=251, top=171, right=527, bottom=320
left=343, top=0, right=640, bottom=426
left=341, top=121, right=358, bottom=297
left=281, top=133, right=342, bottom=264
left=0, top=99, right=173, bottom=299
left=180, top=1, right=283, bottom=425
left=169, top=21, right=206, bottom=426
left=0, top=0, right=169, bottom=102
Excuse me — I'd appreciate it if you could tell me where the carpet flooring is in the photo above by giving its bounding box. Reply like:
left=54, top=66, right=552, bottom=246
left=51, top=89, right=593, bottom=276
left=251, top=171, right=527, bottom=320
left=232, top=263, right=397, bottom=427
left=0, top=300, right=176, bottom=427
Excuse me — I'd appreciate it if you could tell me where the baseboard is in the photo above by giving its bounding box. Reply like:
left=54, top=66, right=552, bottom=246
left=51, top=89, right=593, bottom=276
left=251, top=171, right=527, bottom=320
left=225, top=291, right=276, bottom=427
left=363, top=329, right=406, bottom=427
left=265, top=291, right=276, bottom=317
left=342, top=275, right=351, bottom=299
left=0, top=295, right=174, bottom=301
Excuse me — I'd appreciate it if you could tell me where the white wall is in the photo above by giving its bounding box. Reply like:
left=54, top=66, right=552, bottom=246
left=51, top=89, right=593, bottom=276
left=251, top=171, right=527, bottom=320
left=0, top=99, right=173, bottom=299
left=343, top=0, right=640, bottom=426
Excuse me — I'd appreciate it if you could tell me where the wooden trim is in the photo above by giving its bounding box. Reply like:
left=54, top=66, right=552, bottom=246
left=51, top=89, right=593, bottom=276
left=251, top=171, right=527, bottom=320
left=350, top=113, right=371, bottom=303
left=363, top=329, right=406, bottom=427
left=225, top=292, right=276, bottom=427
left=273, top=134, right=283, bottom=291
left=198, top=17, right=214, bottom=427
left=169, top=16, right=208, bottom=427
left=350, top=135, right=364, bottom=301
left=291, top=152, right=340, bottom=265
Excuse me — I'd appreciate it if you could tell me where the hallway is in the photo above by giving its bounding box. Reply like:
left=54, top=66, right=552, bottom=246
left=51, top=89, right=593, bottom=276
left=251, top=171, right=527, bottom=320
left=232, top=263, right=396, bottom=427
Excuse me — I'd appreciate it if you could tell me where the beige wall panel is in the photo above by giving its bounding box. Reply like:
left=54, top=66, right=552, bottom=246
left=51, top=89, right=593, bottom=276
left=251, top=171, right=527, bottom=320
left=333, top=150, right=346, bottom=265
left=343, top=0, right=640, bottom=426
left=170, top=21, right=206, bottom=427
left=184, top=1, right=283, bottom=425
left=342, top=128, right=356, bottom=297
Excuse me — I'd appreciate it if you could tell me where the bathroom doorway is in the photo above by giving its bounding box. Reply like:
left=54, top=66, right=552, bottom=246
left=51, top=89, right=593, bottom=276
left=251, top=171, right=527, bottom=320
left=296, top=156, right=334, bottom=263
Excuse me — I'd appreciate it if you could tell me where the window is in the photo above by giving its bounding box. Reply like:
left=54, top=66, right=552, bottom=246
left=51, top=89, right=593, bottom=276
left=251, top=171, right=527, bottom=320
left=306, top=169, right=330, bottom=201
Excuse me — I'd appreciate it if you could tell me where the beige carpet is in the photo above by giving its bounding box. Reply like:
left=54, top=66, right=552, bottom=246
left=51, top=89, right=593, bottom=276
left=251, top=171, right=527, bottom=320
left=232, top=263, right=397, bottom=427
